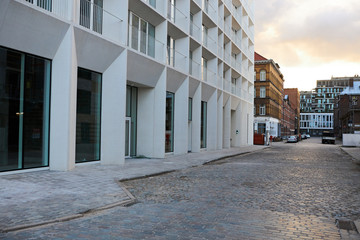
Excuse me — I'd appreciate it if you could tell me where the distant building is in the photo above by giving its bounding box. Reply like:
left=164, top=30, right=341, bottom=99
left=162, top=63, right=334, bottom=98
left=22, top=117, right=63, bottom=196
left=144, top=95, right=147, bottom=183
left=300, top=76, right=360, bottom=136
left=334, top=80, right=360, bottom=136
left=254, top=52, right=284, bottom=137
left=281, top=95, right=296, bottom=137
left=284, top=88, right=300, bottom=134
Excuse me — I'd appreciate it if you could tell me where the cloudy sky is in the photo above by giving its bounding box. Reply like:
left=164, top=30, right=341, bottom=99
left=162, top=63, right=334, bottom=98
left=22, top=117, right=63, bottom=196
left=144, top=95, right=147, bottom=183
left=254, top=0, right=360, bottom=91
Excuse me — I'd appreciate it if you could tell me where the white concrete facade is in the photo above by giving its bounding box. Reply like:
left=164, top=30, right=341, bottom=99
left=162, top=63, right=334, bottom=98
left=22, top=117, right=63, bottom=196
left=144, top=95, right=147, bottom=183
left=0, top=0, right=254, bottom=171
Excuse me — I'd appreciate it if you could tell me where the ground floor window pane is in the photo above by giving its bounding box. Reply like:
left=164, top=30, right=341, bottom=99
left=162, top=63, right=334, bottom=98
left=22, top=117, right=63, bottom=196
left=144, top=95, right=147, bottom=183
left=0, top=47, right=50, bottom=171
left=165, top=92, right=174, bottom=153
left=201, top=101, right=207, bottom=148
left=76, top=68, right=101, bottom=163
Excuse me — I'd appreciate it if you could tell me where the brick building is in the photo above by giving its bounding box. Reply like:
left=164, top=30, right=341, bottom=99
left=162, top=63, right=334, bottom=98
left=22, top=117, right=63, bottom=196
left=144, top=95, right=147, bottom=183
left=284, top=88, right=300, bottom=134
left=254, top=52, right=284, bottom=137
left=334, top=80, right=360, bottom=136
left=281, top=95, right=296, bottom=137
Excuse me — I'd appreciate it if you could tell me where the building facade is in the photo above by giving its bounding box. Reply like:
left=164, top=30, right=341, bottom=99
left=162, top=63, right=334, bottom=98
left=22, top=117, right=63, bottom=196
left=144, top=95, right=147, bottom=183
left=0, top=0, right=255, bottom=172
left=300, top=76, right=360, bottom=136
left=334, top=81, right=360, bottom=136
left=254, top=52, right=284, bottom=137
left=284, top=88, right=300, bottom=134
left=281, top=95, right=296, bottom=137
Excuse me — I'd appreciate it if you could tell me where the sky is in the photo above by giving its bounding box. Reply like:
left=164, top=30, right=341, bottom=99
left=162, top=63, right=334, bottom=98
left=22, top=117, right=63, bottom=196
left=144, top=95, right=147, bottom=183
left=254, top=0, right=360, bottom=91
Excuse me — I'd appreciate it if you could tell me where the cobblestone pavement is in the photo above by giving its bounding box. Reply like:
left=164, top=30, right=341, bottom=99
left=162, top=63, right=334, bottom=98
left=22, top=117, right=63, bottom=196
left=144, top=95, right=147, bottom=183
left=1, top=138, right=360, bottom=239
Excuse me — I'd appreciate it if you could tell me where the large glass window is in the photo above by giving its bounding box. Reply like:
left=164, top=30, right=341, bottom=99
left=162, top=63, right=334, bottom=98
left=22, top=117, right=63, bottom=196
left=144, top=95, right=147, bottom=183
left=167, top=36, right=175, bottom=66
left=201, top=57, right=207, bottom=81
left=79, top=0, right=103, bottom=34
left=126, top=85, right=137, bottom=156
left=129, top=12, right=156, bottom=58
left=201, top=101, right=207, bottom=148
left=165, top=92, right=175, bottom=153
left=0, top=47, right=51, bottom=172
left=76, top=68, right=102, bottom=163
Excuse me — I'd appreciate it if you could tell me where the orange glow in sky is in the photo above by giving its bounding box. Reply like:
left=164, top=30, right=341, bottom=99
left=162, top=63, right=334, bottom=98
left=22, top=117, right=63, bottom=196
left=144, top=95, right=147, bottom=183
left=255, top=0, right=360, bottom=90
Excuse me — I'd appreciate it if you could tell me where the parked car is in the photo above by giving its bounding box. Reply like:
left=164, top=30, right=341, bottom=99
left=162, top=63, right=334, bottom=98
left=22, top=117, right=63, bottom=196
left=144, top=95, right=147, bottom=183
left=287, top=135, right=298, bottom=143
left=306, top=134, right=311, bottom=138
left=301, top=134, right=307, bottom=139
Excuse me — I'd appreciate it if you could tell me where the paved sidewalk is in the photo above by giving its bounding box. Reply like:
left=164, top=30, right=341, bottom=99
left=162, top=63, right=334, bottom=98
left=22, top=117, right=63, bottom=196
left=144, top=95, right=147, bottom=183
left=0, top=145, right=267, bottom=232
left=341, top=146, right=360, bottom=165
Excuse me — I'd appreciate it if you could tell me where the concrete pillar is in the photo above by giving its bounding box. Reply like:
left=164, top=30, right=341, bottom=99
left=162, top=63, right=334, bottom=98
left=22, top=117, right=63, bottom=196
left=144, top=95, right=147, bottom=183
left=101, top=51, right=127, bottom=165
left=207, top=90, right=217, bottom=150
left=137, top=70, right=166, bottom=158
left=191, top=83, right=201, bottom=153
left=223, top=96, right=231, bottom=148
left=174, top=78, right=189, bottom=155
left=49, top=27, right=77, bottom=171
left=217, top=91, right=223, bottom=149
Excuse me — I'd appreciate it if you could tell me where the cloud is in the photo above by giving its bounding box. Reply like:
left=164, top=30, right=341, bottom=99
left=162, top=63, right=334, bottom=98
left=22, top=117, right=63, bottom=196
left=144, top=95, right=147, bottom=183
left=255, top=0, right=360, bottom=66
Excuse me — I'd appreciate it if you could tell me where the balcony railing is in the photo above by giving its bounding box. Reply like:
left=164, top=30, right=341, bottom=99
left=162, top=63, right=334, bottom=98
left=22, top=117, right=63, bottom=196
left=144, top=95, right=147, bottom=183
left=217, top=43, right=223, bottom=59
left=142, top=0, right=165, bottom=16
left=128, top=25, right=165, bottom=62
left=79, top=0, right=123, bottom=43
left=168, top=3, right=187, bottom=32
left=203, top=34, right=217, bottom=54
left=202, top=68, right=217, bottom=86
left=190, top=21, right=201, bottom=42
left=217, top=75, right=223, bottom=89
left=223, top=78, right=231, bottom=93
left=167, top=47, right=187, bottom=71
left=24, top=0, right=70, bottom=20
left=224, top=22, right=231, bottom=37
left=189, top=59, right=201, bottom=79
left=223, top=51, right=231, bottom=64
left=203, top=1, right=217, bottom=22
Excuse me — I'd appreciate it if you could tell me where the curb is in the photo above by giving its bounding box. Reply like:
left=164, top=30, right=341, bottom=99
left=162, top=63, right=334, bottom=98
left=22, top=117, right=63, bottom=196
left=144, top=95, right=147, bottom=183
left=340, top=147, right=360, bottom=165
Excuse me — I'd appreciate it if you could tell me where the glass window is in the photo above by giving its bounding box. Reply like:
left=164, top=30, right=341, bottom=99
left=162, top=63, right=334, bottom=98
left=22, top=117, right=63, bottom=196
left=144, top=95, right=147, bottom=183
left=76, top=68, right=102, bottom=163
left=167, top=36, right=175, bottom=66
left=260, top=70, right=266, bottom=81
left=260, top=87, right=266, bottom=98
left=201, top=101, right=207, bottom=148
left=201, top=57, right=207, bottom=81
left=129, top=12, right=156, bottom=58
left=165, top=92, right=175, bottom=153
left=188, top=98, right=192, bottom=121
left=260, top=104, right=266, bottom=115
left=0, top=47, right=51, bottom=172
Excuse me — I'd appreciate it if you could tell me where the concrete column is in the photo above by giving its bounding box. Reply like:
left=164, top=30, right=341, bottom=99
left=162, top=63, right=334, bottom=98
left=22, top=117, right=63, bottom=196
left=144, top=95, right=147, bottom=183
left=137, top=70, right=166, bottom=158
left=174, top=78, right=189, bottom=155
left=207, top=90, right=217, bottom=150
left=101, top=51, right=127, bottom=165
left=217, top=91, right=223, bottom=149
left=223, top=96, right=231, bottom=148
left=191, top=83, right=201, bottom=153
left=231, top=103, right=242, bottom=147
left=49, top=27, right=77, bottom=171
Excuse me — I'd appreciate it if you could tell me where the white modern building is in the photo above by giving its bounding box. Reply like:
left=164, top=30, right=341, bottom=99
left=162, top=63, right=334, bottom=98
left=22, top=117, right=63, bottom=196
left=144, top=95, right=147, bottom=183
left=0, top=0, right=254, bottom=172
left=300, top=113, right=334, bottom=136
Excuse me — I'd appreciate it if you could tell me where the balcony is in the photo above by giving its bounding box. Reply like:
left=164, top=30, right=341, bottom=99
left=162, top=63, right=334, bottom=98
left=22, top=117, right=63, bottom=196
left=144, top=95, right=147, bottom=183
left=202, top=34, right=217, bottom=54
left=168, top=3, right=188, bottom=33
left=167, top=47, right=187, bottom=72
left=141, top=0, right=165, bottom=16
left=189, top=59, right=201, bottom=79
left=190, top=21, right=201, bottom=42
left=223, top=78, right=231, bottom=93
left=203, top=1, right=217, bottom=22
left=224, top=22, right=231, bottom=37
left=79, top=0, right=123, bottom=43
left=128, top=24, right=165, bottom=63
left=23, top=0, right=70, bottom=20
left=202, top=68, right=217, bottom=86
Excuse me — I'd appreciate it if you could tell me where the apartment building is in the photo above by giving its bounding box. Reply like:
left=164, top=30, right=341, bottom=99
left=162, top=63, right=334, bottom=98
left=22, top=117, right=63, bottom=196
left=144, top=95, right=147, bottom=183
left=0, top=0, right=255, bottom=172
left=334, top=80, right=360, bottom=136
left=254, top=52, right=284, bottom=137
left=300, top=76, right=360, bottom=136
left=281, top=95, right=296, bottom=137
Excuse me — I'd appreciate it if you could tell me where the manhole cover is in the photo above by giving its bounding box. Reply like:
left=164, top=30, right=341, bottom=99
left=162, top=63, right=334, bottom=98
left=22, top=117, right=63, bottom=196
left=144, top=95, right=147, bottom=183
left=336, top=219, right=357, bottom=231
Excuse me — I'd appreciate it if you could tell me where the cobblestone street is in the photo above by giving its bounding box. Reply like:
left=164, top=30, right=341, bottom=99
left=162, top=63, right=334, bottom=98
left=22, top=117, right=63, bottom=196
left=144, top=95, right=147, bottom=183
left=2, top=138, right=360, bottom=239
